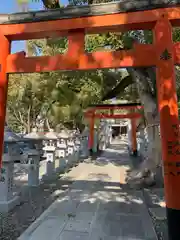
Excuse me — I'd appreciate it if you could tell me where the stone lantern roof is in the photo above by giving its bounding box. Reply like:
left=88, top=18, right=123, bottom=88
left=45, top=129, right=58, bottom=140
left=24, top=128, right=45, bottom=140
left=4, top=125, right=22, bottom=142
left=58, top=129, right=69, bottom=139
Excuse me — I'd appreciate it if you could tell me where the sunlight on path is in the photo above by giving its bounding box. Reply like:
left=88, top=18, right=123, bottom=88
left=18, top=140, right=157, bottom=240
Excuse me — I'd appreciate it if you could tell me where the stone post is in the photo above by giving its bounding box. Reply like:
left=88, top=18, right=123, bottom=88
left=42, top=129, right=57, bottom=180
left=71, top=135, right=79, bottom=164
left=56, top=138, right=67, bottom=173
left=43, top=145, right=56, bottom=180
left=0, top=141, right=20, bottom=212
left=67, top=137, right=75, bottom=167
left=81, top=136, right=88, bottom=158
left=74, top=136, right=81, bottom=164
left=80, top=127, right=89, bottom=158
left=46, top=129, right=57, bottom=170
left=24, top=128, right=44, bottom=185
left=27, top=149, right=40, bottom=187
left=57, top=130, right=69, bottom=171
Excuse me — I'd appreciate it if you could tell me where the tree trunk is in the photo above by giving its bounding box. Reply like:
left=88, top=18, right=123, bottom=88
left=26, top=106, right=31, bottom=133
left=45, top=118, right=51, bottom=131
left=126, top=69, right=163, bottom=187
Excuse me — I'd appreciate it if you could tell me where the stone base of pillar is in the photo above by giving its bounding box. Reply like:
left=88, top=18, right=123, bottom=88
left=132, top=150, right=138, bottom=157
left=75, top=151, right=80, bottom=163
left=42, top=161, right=57, bottom=181
left=42, top=173, right=57, bottom=182
left=28, top=165, right=40, bottom=187
left=67, top=154, right=74, bottom=168
left=56, top=158, right=66, bottom=174
left=0, top=195, right=20, bottom=213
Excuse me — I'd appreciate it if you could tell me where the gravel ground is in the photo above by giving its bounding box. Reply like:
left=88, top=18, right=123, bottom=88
left=0, top=170, right=75, bottom=240
left=0, top=153, right=90, bottom=240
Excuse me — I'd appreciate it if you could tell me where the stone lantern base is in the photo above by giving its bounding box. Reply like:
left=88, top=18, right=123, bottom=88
left=0, top=194, right=20, bottom=213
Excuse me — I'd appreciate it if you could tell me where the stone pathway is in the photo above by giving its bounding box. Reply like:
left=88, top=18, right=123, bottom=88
left=18, top=141, right=158, bottom=240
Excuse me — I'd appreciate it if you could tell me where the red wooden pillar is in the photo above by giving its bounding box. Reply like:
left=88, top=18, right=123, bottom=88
left=154, top=16, right=180, bottom=239
left=131, top=118, right=137, bottom=156
left=0, top=33, right=10, bottom=168
left=88, top=112, right=95, bottom=154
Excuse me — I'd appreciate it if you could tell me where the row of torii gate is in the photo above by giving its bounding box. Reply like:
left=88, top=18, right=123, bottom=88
left=0, top=1, right=180, bottom=239
left=84, top=102, right=141, bottom=156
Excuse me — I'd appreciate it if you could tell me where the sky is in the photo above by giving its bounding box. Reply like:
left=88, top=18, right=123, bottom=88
left=0, top=0, right=67, bottom=53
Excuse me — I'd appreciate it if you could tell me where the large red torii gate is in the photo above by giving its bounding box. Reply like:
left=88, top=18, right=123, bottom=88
left=0, top=2, right=180, bottom=238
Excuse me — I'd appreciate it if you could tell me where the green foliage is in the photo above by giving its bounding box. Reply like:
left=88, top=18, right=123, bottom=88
left=173, top=28, right=180, bottom=42
left=85, top=33, right=123, bottom=52
left=7, top=72, right=48, bottom=132
left=9, top=35, right=123, bottom=131
left=13, top=0, right=180, bottom=132
left=10, top=0, right=146, bottom=131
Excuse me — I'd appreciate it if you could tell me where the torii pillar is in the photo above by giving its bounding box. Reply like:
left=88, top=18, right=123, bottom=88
left=155, top=16, right=180, bottom=240
left=88, top=112, right=95, bottom=156
left=131, top=118, right=137, bottom=156
left=0, top=33, right=10, bottom=167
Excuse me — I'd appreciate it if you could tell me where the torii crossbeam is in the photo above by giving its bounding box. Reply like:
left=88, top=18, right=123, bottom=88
left=0, top=1, right=180, bottom=238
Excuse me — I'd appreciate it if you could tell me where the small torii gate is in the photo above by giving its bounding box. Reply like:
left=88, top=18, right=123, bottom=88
left=0, top=2, right=180, bottom=238
left=84, top=103, right=143, bottom=156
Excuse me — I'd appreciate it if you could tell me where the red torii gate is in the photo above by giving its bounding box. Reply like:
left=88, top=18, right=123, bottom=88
left=0, top=3, right=180, bottom=238
left=84, top=103, right=143, bottom=156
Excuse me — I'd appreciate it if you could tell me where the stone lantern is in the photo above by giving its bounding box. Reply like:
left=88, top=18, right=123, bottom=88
left=24, top=128, right=44, bottom=156
left=43, top=129, right=58, bottom=180
left=0, top=127, right=21, bottom=212
left=71, top=131, right=80, bottom=165
left=67, top=132, right=76, bottom=167
left=45, top=129, right=57, bottom=147
left=57, top=130, right=69, bottom=157
left=56, top=130, right=69, bottom=172
left=23, top=128, right=44, bottom=187
left=74, top=133, right=81, bottom=163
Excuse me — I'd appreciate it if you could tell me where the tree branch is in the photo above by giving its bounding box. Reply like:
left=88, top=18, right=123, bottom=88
left=8, top=105, right=28, bottom=129
left=102, top=75, right=134, bottom=101
left=41, top=0, right=60, bottom=9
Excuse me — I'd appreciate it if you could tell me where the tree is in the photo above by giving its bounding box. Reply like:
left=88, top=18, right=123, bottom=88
left=8, top=35, right=125, bottom=132
left=7, top=72, right=49, bottom=133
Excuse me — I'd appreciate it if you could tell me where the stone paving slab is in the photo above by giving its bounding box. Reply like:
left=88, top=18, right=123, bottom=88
left=64, top=219, right=92, bottom=232
left=89, top=210, right=155, bottom=240
left=18, top=142, right=158, bottom=240
left=25, top=217, right=67, bottom=240
left=149, top=207, right=167, bottom=220
left=59, top=231, right=89, bottom=240
left=144, top=188, right=165, bottom=208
